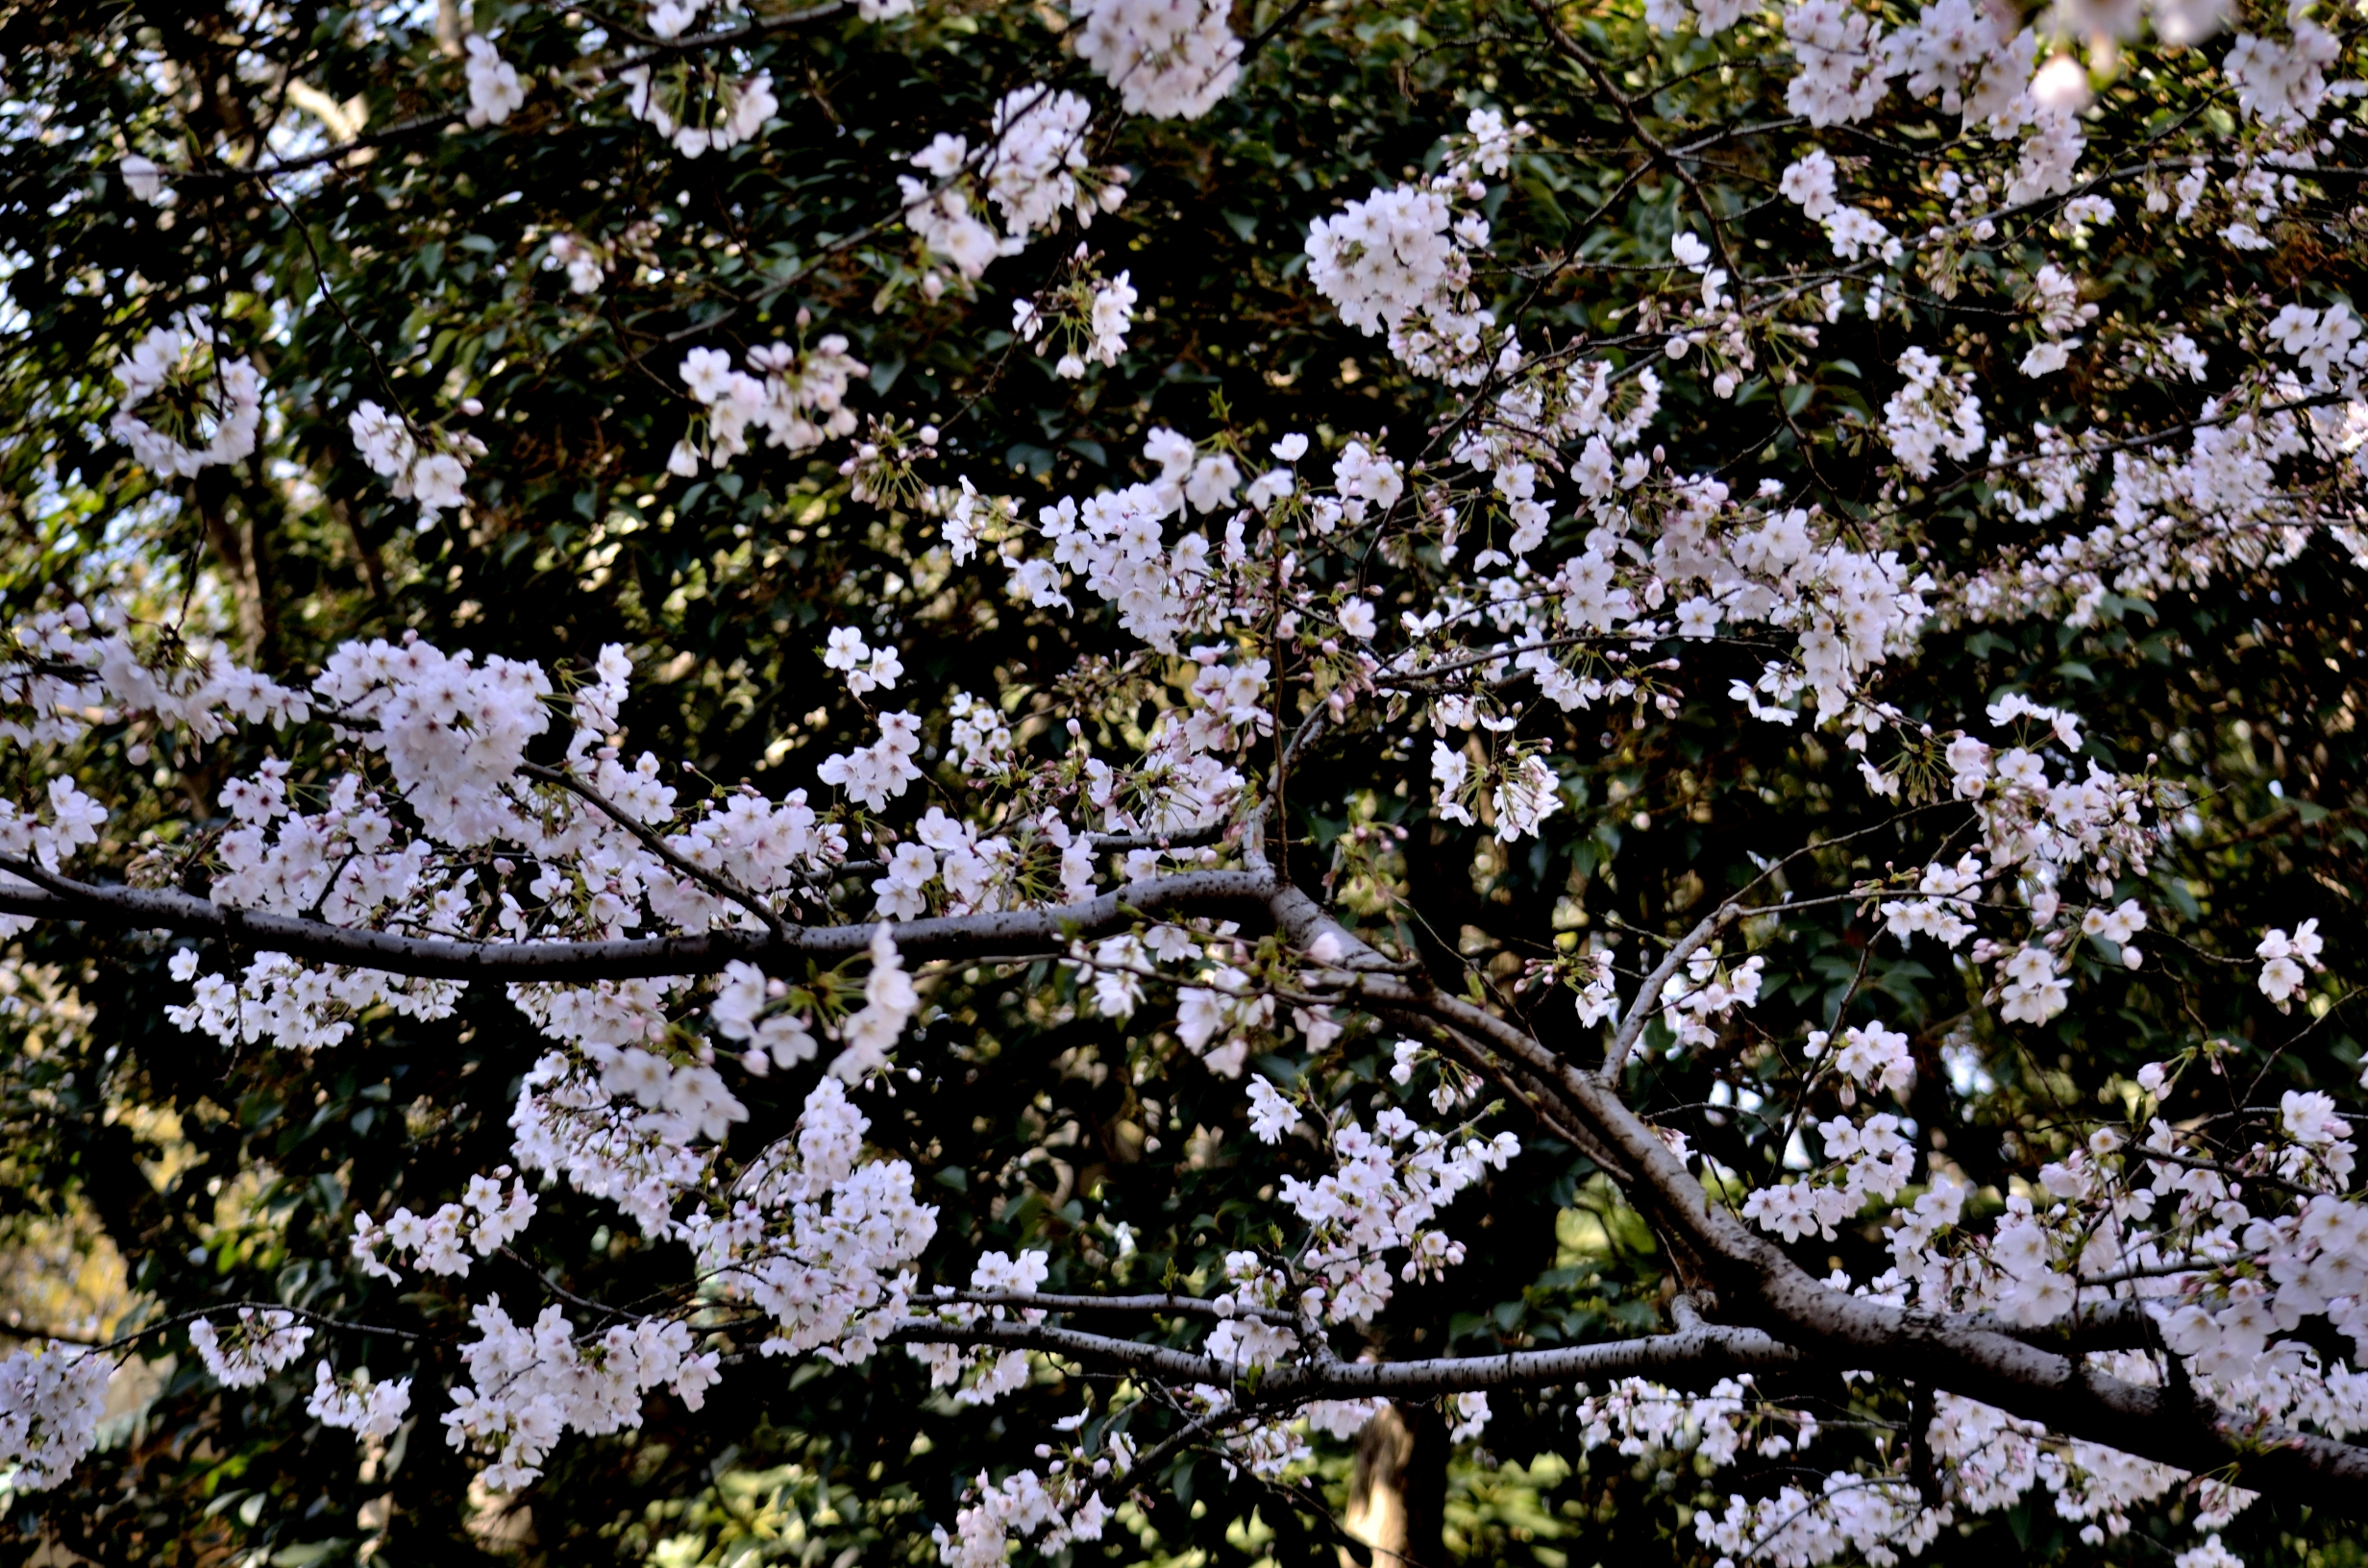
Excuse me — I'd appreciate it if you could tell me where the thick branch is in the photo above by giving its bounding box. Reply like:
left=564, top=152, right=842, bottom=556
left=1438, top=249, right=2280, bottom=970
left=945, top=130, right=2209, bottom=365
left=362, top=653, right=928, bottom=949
left=1270, top=885, right=2368, bottom=1507
left=0, top=862, right=1275, bottom=982
left=17, top=842, right=2368, bottom=1503
left=1946, top=1299, right=2158, bottom=1355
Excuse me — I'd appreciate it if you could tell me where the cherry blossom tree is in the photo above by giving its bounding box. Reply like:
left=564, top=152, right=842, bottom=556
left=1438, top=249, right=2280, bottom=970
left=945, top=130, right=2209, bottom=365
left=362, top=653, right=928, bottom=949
left=0, top=0, right=2364, bottom=1561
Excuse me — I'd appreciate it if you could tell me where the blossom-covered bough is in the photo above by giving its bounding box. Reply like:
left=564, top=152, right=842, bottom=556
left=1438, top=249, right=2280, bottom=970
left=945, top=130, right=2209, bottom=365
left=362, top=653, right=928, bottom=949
left=4, top=0, right=2367, bottom=1560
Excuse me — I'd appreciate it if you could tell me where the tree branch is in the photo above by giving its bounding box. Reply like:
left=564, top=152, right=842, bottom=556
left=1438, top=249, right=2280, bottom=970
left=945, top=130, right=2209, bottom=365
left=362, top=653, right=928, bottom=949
left=0, top=859, right=1277, bottom=982
left=942, top=1289, right=1300, bottom=1329
left=1266, top=882, right=2368, bottom=1507
left=880, top=1315, right=1806, bottom=1401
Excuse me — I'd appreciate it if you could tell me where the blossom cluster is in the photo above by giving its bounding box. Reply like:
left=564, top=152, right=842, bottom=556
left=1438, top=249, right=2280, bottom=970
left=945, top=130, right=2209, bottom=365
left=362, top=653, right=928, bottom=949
left=1881, top=346, right=1987, bottom=480
left=902, top=86, right=1127, bottom=283
left=544, top=233, right=605, bottom=293
left=2225, top=21, right=2342, bottom=125
left=191, top=1307, right=314, bottom=1389
left=442, top=1300, right=722, bottom=1490
left=0, top=600, right=308, bottom=753
left=1068, top=0, right=1242, bottom=120
left=620, top=61, right=777, bottom=159
left=2257, top=919, right=2326, bottom=1007
left=0, top=776, right=111, bottom=894
left=307, top=1360, right=414, bottom=1440
left=675, top=330, right=868, bottom=474
left=0, top=1343, right=111, bottom=1492
left=352, top=1173, right=539, bottom=1280
left=1654, top=943, right=1769, bottom=1051
left=1305, top=110, right=1528, bottom=386
left=1013, top=252, right=1139, bottom=378
left=1279, top=1108, right=1520, bottom=1324
left=906, top=1249, right=1050, bottom=1405
left=683, top=1076, right=937, bottom=1359
left=817, top=710, right=925, bottom=812
left=821, top=625, right=904, bottom=699
left=350, top=400, right=485, bottom=529
left=934, top=1458, right=1114, bottom=1568
left=2268, top=301, right=2365, bottom=393
left=1018, top=434, right=1232, bottom=643
left=108, top=316, right=262, bottom=479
